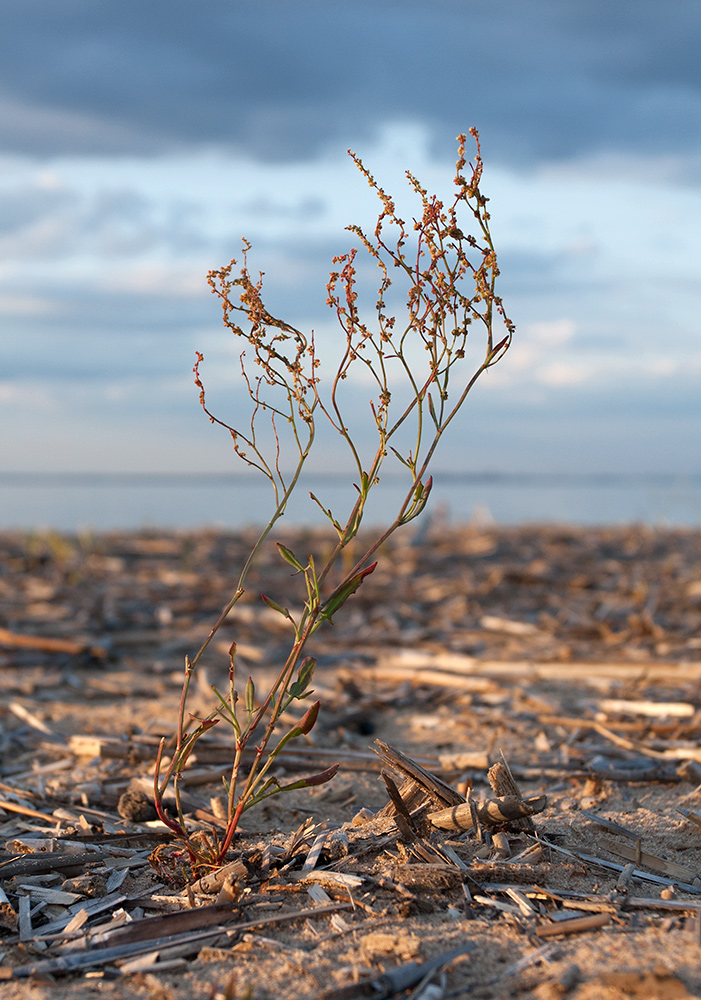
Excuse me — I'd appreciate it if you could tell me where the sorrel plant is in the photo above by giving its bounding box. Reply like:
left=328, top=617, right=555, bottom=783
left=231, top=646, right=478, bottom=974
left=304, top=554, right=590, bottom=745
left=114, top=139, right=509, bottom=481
left=153, top=131, right=514, bottom=872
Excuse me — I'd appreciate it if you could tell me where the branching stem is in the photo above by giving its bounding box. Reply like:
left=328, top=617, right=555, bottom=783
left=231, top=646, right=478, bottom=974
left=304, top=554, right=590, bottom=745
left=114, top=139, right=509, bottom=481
left=154, top=131, right=514, bottom=874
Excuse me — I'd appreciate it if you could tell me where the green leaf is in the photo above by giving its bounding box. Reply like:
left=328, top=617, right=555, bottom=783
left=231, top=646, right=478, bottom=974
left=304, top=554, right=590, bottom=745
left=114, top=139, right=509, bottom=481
left=277, top=542, right=304, bottom=572
left=245, top=676, right=255, bottom=715
left=301, top=556, right=319, bottom=614
left=287, top=656, right=316, bottom=701
left=273, top=700, right=321, bottom=753
left=309, top=492, right=343, bottom=537
left=427, top=391, right=439, bottom=426
left=211, top=683, right=239, bottom=733
left=320, top=561, right=377, bottom=623
left=400, top=476, right=433, bottom=524
left=260, top=593, right=294, bottom=622
left=389, top=446, right=412, bottom=469
left=174, top=719, right=219, bottom=771
left=243, top=764, right=339, bottom=810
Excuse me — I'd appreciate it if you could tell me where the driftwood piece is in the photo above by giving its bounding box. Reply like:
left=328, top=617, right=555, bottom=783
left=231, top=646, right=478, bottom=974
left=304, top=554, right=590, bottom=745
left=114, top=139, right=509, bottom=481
left=622, top=896, right=701, bottom=912
left=90, top=901, right=241, bottom=947
left=579, top=810, right=640, bottom=840
left=30, top=892, right=129, bottom=938
left=488, top=755, right=538, bottom=831
left=372, top=740, right=464, bottom=817
left=598, top=698, right=695, bottom=718
left=428, top=795, right=547, bottom=832
left=7, top=702, right=65, bottom=742
left=189, top=861, right=248, bottom=896
left=678, top=807, right=701, bottom=829
left=487, top=757, right=521, bottom=797
left=380, top=771, right=417, bottom=840
left=373, top=741, right=547, bottom=836
left=69, top=734, right=422, bottom=773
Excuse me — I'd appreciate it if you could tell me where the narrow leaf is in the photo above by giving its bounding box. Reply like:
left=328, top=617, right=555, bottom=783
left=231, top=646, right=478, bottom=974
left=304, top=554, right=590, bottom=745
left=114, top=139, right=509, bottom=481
left=401, top=475, right=434, bottom=524
left=297, top=700, right=320, bottom=735
left=288, top=656, right=317, bottom=700
left=277, top=542, right=305, bottom=572
left=427, top=391, right=439, bottom=426
left=389, top=446, right=412, bottom=469
left=301, top=763, right=340, bottom=787
left=211, top=683, right=239, bottom=732
left=268, top=700, right=322, bottom=758
left=245, top=676, right=255, bottom=715
left=486, top=335, right=509, bottom=364
left=244, top=764, right=340, bottom=807
left=309, top=492, right=343, bottom=536
left=260, top=593, right=293, bottom=620
left=321, top=561, right=377, bottom=622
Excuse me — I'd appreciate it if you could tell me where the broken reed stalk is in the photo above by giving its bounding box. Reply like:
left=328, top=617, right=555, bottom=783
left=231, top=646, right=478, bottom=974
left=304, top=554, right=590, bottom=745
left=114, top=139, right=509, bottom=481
left=153, top=130, right=514, bottom=873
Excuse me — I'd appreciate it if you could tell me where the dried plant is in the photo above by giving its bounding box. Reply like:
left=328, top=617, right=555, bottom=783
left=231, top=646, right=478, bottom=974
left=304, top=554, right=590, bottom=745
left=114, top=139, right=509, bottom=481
left=153, top=130, right=514, bottom=874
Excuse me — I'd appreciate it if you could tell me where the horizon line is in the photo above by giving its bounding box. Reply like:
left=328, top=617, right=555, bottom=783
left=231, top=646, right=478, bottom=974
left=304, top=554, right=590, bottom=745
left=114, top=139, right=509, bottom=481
left=1, top=470, right=700, bottom=485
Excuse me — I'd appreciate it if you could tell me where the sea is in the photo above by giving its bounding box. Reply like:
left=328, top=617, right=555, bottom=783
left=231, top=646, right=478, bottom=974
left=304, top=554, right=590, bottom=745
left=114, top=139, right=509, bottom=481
left=1, top=472, right=700, bottom=533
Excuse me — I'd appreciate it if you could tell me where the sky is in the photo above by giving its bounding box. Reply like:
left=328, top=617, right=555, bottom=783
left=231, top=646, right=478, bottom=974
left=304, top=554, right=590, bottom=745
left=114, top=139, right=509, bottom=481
left=1, top=0, right=700, bottom=482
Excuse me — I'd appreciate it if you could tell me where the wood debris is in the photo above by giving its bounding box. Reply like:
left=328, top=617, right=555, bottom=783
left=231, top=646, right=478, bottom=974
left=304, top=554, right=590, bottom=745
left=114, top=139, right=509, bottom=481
left=2, top=524, right=701, bottom=996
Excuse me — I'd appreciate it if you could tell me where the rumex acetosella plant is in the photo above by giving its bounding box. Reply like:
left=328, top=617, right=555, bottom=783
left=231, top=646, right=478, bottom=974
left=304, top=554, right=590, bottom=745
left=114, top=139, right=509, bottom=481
left=153, top=130, right=514, bottom=874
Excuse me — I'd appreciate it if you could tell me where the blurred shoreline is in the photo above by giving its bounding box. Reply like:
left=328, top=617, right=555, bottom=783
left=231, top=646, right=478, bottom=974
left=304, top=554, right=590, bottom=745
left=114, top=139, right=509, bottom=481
left=2, top=522, right=700, bottom=667
left=1, top=471, right=700, bottom=532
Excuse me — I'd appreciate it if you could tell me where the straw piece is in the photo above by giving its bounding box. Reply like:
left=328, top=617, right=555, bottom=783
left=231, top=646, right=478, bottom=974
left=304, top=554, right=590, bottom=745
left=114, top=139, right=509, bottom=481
left=0, top=628, right=105, bottom=657
left=598, top=698, right=695, bottom=718
left=535, top=913, right=612, bottom=937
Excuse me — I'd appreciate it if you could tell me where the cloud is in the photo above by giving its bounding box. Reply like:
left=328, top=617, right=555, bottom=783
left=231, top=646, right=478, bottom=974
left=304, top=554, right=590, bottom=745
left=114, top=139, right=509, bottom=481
left=0, top=94, right=163, bottom=157
left=1, top=1, right=700, bottom=170
left=0, top=379, right=55, bottom=408
left=0, top=55, right=698, bottom=486
left=537, top=361, right=591, bottom=387
left=0, top=294, right=54, bottom=316
left=528, top=320, right=576, bottom=348
left=1, top=129, right=698, bottom=401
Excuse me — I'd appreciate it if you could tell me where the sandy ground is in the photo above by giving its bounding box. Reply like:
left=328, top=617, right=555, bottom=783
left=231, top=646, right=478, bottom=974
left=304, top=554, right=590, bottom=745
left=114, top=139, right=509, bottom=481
left=1, top=523, right=701, bottom=998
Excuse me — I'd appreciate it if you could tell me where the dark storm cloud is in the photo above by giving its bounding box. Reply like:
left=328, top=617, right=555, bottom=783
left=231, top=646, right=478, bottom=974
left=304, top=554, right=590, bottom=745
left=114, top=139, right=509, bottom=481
left=2, top=0, right=699, bottom=164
